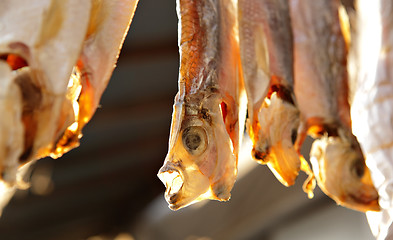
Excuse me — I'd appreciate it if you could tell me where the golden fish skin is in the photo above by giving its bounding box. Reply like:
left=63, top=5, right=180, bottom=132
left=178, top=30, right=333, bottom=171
left=291, top=0, right=350, bottom=131
left=290, top=0, right=379, bottom=212
left=158, top=0, right=244, bottom=210
left=238, top=0, right=314, bottom=191
left=52, top=0, right=140, bottom=157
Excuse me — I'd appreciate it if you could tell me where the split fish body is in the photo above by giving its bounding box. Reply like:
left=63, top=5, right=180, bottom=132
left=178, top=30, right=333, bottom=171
left=290, top=0, right=379, bottom=212
left=158, top=0, right=245, bottom=210
left=239, top=0, right=313, bottom=191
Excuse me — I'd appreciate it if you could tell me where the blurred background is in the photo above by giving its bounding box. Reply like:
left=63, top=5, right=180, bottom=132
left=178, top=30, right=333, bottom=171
left=0, top=0, right=373, bottom=239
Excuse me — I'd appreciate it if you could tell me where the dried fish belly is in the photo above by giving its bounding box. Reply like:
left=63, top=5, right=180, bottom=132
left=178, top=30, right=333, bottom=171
left=158, top=0, right=244, bottom=210
left=290, top=0, right=379, bottom=212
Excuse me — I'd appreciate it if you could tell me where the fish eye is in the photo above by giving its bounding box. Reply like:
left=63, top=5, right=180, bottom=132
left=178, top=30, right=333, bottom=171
left=291, top=129, right=297, bottom=145
left=182, top=126, right=208, bottom=155
left=351, top=158, right=365, bottom=178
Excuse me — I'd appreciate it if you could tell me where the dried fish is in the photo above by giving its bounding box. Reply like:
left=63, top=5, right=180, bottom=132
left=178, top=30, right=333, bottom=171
left=158, top=0, right=245, bottom=210
left=0, top=0, right=138, bottom=211
left=238, top=0, right=314, bottom=195
left=290, top=0, right=379, bottom=212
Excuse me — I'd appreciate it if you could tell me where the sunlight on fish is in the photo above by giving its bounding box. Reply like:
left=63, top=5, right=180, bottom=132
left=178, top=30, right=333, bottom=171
left=158, top=0, right=245, bottom=210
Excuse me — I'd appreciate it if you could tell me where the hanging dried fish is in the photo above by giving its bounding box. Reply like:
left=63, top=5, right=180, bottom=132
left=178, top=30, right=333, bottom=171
left=238, top=0, right=314, bottom=196
left=0, top=0, right=139, bottom=212
left=158, top=0, right=245, bottom=210
left=290, top=0, right=379, bottom=212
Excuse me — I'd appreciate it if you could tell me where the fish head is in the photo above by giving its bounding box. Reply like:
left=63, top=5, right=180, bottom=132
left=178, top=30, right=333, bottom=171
left=158, top=95, right=237, bottom=210
left=252, top=92, right=301, bottom=186
left=310, top=129, right=380, bottom=212
left=0, top=0, right=137, bottom=185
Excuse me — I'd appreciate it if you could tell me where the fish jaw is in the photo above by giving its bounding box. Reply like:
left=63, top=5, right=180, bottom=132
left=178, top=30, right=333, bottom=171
left=310, top=130, right=380, bottom=212
left=251, top=93, right=300, bottom=186
left=158, top=96, right=237, bottom=210
left=158, top=159, right=211, bottom=211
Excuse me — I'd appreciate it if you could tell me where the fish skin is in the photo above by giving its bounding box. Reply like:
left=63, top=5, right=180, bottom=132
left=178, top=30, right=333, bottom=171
left=238, top=0, right=270, bottom=130
left=291, top=0, right=350, bottom=133
left=158, top=0, right=244, bottom=211
left=53, top=0, right=140, bottom=156
left=239, top=0, right=314, bottom=190
left=290, top=0, right=379, bottom=212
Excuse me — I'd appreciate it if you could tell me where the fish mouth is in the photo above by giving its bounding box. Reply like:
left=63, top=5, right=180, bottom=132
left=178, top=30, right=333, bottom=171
left=157, top=164, right=185, bottom=210
left=252, top=146, right=270, bottom=164
left=252, top=137, right=300, bottom=187
left=345, top=193, right=380, bottom=212
left=157, top=161, right=196, bottom=211
left=253, top=141, right=314, bottom=194
left=0, top=53, right=28, bottom=71
left=157, top=158, right=213, bottom=210
left=263, top=144, right=300, bottom=187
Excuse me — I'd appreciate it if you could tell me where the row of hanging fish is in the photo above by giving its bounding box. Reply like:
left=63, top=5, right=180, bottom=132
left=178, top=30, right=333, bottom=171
left=158, top=0, right=381, bottom=213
